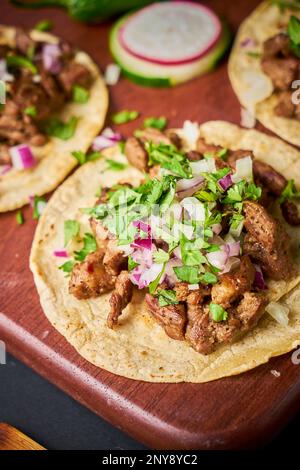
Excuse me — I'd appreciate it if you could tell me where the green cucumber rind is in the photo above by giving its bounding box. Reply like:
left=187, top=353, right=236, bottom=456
left=109, top=13, right=231, bottom=88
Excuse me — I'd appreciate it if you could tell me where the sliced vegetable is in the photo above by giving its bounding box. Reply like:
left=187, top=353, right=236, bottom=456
left=59, top=260, right=75, bottom=274
left=34, top=19, right=53, bottom=31
left=72, top=150, right=101, bottom=165
left=110, top=4, right=230, bottom=87
left=42, top=43, right=61, bottom=74
left=33, top=195, right=47, bottom=219
left=6, top=55, right=37, bottom=74
left=10, top=144, right=36, bottom=170
left=53, top=250, right=68, bottom=258
left=74, top=233, right=97, bottom=261
left=266, top=301, right=290, bottom=327
left=64, top=220, right=80, bottom=246
left=209, top=303, right=228, bottom=322
left=106, top=159, right=127, bottom=171
left=72, top=85, right=89, bottom=104
left=92, top=128, right=122, bottom=151
left=143, top=116, right=167, bottom=130
left=16, top=210, right=24, bottom=225
left=44, top=116, right=78, bottom=140
left=24, top=106, right=37, bottom=117
left=104, top=63, right=121, bottom=85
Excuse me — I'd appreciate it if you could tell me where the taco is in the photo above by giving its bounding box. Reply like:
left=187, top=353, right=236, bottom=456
left=228, top=1, right=300, bottom=146
left=0, top=26, right=108, bottom=212
left=30, top=120, right=300, bottom=383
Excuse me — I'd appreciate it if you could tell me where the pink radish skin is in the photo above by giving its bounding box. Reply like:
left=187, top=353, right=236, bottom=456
left=118, top=1, right=222, bottom=66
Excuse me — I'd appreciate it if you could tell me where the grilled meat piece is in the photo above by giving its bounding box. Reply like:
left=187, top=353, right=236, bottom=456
left=196, top=137, right=222, bottom=155
left=69, top=250, right=116, bottom=299
left=15, top=28, right=35, bottom=56
left=280, top=200, right=300, bottom=226
left=0, top=144, right=11, bottom=165
left=263, top=33, right=290, bottom=58
left=211, top=256, right=255, bottom=308
left=124, top=137, right=149, bottom=172
left=261, top=56, right=299, bottom=90
left=226, top=149, right=254, bottom=169
left=237, top=292, right=268, bottom=330
left=165, top=130, right=182, bottom=148
left=138, top=128, right=174, bottom=146
left=107, top=271, right=133, bottom=329
left=175, top=282, right=211, bottom=304
left=274, top=91, right=295, bottom=118
left=145, top=294, right=187, bottom=340
left=253, top=160, right=286, bottom=196
left=186, top=150, right=203, bottom=161
left=243, top=201, right=293, bottom=280
left=103, top=239, right=128, bottom=276
left=57, top=60, right=92, bottom=96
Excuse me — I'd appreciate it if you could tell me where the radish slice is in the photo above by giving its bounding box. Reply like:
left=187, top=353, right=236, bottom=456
left=119, top=2, right=222, bottom=66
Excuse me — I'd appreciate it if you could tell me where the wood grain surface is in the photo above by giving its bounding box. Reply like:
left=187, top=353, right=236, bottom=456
left=0, top=0, right=300, bottom=450
left=0, top=423, right=45, bottom=450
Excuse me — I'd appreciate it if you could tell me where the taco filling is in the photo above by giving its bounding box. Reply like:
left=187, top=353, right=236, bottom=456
left=0, top=28, right=93, bottom=169
left=63, top=127, right=300, bottom=355
left=260, top=15, right=300, bottom=119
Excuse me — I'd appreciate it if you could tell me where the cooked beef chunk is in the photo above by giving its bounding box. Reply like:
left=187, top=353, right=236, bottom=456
left=58, top=61, right=92, bottom=96
left=165, top=130, right=182, bottom=148
left=243, top=201, right=293, bottom=280
left=186, top=150, right=203, bottom=161
left=196, top=137, right=222, bottom=155
left=253, top=160, right=286, bottom=197
left=89, top=217, right=110, bottom=251
left=103, top=239, right=128, bottom=276
left=69, top=250, right=116, bottom=299
left=124, top=137, right=149, bottom=172
left=280, top=200, right=300, bottom=226
left=185, top=304, right=241, bottom=354
left=13, top=74, right=52, bottom=121
left=186, top=291, right=267, bottom=354
left=0, top=144, right=11, bottom=165
left=237, top=292, right=268, bottom=330
left=263, top=33, right=290, bottom=58
left=0, top=45, right=10, bottom=58
left=37, top=62, right=65, bottom=109
left=274, top=91, right=295, bottom=118
left=138, top=128, right=174, bottom=146
left=15, top=28, right=35, bottom=56
left=107, top=271, right=133, bottom=329
left=145, top=293, right=187, bottom=340
left=226, top=149, right=254, bottom=169
left=211, top=256, right=255, bottom=308
left=261, top=56, right=299, bottom=90
left=175, top=282, right=211, bottom=304
left=0, top=100, right=46, bottom=146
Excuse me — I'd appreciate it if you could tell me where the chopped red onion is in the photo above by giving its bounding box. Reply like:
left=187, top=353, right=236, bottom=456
left=227, top=241, right=240, bottom=257
left=130, top=263, right=163, bottom=289
left=212, top=223, right=222, bottom=235
left=218, top=173, right=232, bottom=191
left=92, top=128, right=122, bottom=151
left=206, top=248, right=228, bottom=270
left=133, top=220, right=151, bottom=234
left=222, top=256, right=240, bottom=274
left=10, top=144, right=36, bottom=170
left=42, top=43, right=61, bottom=74
left=176, top=175, right=204, bottom=194
left=53, top=250, right=68, bottom=258
left=253, top=264, right=267, bottom=290
left=101, top=127, right=122, bottom=142
left=131, top=236, right=152, bottom=251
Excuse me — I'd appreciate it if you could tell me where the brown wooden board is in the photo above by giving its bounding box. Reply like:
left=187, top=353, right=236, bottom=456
left=1, top=0, right=300, bottom=450
left=0, top=423, right=45, bottom=450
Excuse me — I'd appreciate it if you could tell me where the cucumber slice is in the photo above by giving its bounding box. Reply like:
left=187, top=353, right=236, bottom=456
left=110, top=12, right=230, bottom=87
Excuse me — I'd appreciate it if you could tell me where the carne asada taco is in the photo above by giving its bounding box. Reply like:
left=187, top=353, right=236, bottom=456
left=228, top=1, right=300, bottom=146
left=30, top=120, right=300, bottom=383
left=0, top=26, right=108, bottom=212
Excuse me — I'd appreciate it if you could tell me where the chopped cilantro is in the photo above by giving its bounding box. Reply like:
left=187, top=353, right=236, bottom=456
left=24, top=106, right=37, bottom=117
left=74, top=233, right=97, bottom=261
left=72, top=85, right=90, bottom=104
left=33, top=196, right=46, bottom=220
left=44, top=116, right=78, bottom=140
left=279, top=179, right=300, bottom=203
left=209, top=303, right=228, bottom=322
left=72, top=150, right=101, bottom=165
left=6, top=55, right=37, bottom=74
left=59, top=260, right=75, bottom=275
left=106, top=159, right=127, bottom=171
left=156, top=289, right=178, bottom=307
left=288, top=15, right=300, bottom=57
left=64, top=220, right=80, bottom=246
left=112, top=110, right=139, bottom=124
left=128, top=256, right=138, bottom=271
left=153, top=249, right=169, bottom=264
left=200, top=272, right=218, bottom=284
left=173, top=266, right=201, bottom=284
left=246, top=51, right=262, bottom=58
left=34, top=19, right=53, bottom=31
left=145, top=142, right=192, bottom=179
left=143, top=116, right=167, bottom=130
left=16, top=210, right=24, bottom=225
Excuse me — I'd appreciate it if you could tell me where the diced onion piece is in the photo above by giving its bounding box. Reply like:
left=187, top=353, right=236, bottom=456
left=42, top=43, right=61, bottom=74
left=191, top=157, right=216, bottom=176
left=165, top=258, right=183, bottom=287
left=10, top=144, right=36, bottom=170
left=93, top=128, right=122, bottom=151
left=176, top=175, right=204, bottom=194
left=221, top=256, right=240, bottom=274
left=130, top=262, right=163, bottom=289
left=218, top=173, right=232, bottom=190
left=0, top=59, right=14, bottom=82
left=53, top=250, right=68, bottom=258
left=212, top=223, right=222, bottom=234
left=206, top=248, right=228, bottom=270
left=133, top=219, right=151, bottom=234
left=227, top=241, right=240, bottom=257
left=131, top=236, right=152, bottom=251
left=266, top=302, right=290, bottom=327
left=36, top=200, right=47, bottom=217
left=181, top=197, right=205, bottom=222
left=101, top=127, right=122, bottom=141
left=229, top=219, right=244, bottom=237
left=183, top=120, right=199, bottom=149
left=105, top=63, right=121, bottom=85
left=188, top=283, right=199, bottom=290
left=240, top=107, right=256, bottom=129
left=253, top=264, right=267, bottom=290
left=231, top=156, right=253, bottom=183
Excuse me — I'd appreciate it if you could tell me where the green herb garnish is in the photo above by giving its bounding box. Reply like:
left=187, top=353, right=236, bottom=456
left=72, top=85, right=90, bottom=104
left=34, top=19, right=53, bottom=31
left=279, top=179, right=300, bottom=203
left=6, top=55, right=37, bottom=74
left=105, top=159, right=127, bottom=171
left=143, top=116, right=167, bottom=131
left=209, top=303, right=228, bottom=322
left=156, top=289, right=178, bottom=307
left=74, top=233, right=97, bottom=261
left=59, top=260, right=76, bottom=275
left=112, top=110, right=139, bottom=124
left=64, top=220, right=80, bottom=246
left=72, top=150, right=101, bottom=165
left=24, top=106, right=37, bottom=117
left=16, top=210, right=24, bottom=225
left=146, top=142, right=192, bottom=179
left=44, top=116, right=78, bottom=140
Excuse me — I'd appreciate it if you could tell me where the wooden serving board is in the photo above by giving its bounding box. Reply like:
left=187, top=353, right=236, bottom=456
left=0, top=423, right=45, bottom=450
left=1, top=0, right=300, bottom=450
